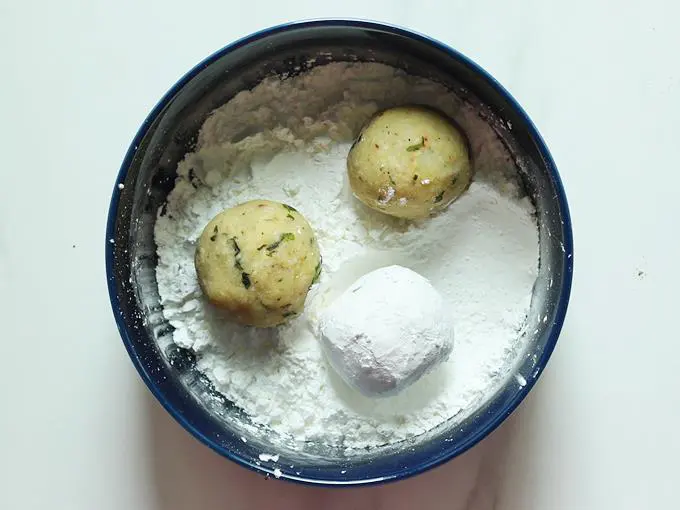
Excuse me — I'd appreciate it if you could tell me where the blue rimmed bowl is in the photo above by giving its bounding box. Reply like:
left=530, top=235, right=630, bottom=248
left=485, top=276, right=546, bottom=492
left=106, top=19, right=573, bottom=486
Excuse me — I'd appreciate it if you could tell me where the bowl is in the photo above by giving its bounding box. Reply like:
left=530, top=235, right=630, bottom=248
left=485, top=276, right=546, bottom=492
left=106, top=19, right=573, bottom=486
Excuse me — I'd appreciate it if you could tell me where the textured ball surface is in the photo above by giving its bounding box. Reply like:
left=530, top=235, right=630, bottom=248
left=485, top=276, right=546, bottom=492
left=195, top=200, right=321, bottom=327
left=347, top=106, right=472, bottom=219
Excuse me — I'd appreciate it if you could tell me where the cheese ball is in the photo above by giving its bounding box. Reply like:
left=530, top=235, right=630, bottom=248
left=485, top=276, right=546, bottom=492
left=194, top=200, right=322, bottom=327
left=347, top=106, right=472, bottom=219
left=318, top=265, right=454, bottom=397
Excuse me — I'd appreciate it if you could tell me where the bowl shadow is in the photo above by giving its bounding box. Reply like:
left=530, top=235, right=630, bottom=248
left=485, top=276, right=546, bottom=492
left=143, top=379, right=532, bottom=510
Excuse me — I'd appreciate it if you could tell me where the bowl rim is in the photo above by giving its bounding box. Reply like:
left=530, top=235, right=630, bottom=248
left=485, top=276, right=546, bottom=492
left=106, top=18, right=574, bottom=486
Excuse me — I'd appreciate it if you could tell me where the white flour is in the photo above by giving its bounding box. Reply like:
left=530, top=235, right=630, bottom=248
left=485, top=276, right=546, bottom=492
left=318, top=265, right=455, bottom=398
left=154, top=62, right=538, bottom=451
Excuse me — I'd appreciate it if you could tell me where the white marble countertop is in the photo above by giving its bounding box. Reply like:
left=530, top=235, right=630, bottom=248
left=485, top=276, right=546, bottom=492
left=2, top=1, right=679, bottom=509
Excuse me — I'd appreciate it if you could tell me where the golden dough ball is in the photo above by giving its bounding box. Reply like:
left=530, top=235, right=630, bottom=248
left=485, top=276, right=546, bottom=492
left=194, top=200, right=322, bottom=327
left=347, top=106, right=472, bottom=219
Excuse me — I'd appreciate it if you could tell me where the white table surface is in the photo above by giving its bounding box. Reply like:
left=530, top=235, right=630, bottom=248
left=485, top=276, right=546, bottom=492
left=2, top=1, right=679, bottom=508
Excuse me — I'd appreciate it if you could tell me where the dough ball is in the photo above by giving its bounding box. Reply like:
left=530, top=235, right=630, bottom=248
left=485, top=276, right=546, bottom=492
left=347, top=106, right=472, bottom=219
left=195, top=200, right=322, bottom=327
left=318, top=265, right=454, bottom=397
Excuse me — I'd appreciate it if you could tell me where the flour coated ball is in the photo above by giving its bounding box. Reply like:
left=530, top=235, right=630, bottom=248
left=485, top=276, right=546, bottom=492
left=317, top=265, right=454, bottom=398
left=195, top=200, right=322, bottom=327
left=347, top=106, right=472, bottom=219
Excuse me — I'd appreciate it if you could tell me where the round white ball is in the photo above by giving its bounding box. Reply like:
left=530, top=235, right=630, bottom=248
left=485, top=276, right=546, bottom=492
left=317, top=265, right=454, bottom=397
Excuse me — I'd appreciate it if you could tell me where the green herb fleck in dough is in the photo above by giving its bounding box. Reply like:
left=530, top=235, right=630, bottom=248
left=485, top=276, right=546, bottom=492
left=241, top=272, right=251, bottom=289
left=258, top=300, right=274, bottom=311
left=265, top=240, right=282, bottom=254
left=287, top=213, right=295, bottom=220
left=388, top=174, right=396, bottom=186
left=282, top=311, right=296, bottom=318
left=210, top=225, right=219, bottom=241
left=406, top=136, right=426, bottom=152
left=452, top=175, right=458, bottom=186
left=265, top=233, right=296, bottom=254
left=312, top=259, right=322, bottom=285
left=434, top=191, right=445, bottom=203
left=413, top=174, right=418, bottom=181
left=283, top=204, right=297, bottom=213
left=230, top=238, right=243, bottom=270
left=257, top=244, right=267, bottom=251
left=230, top=238, right=241, bottom=256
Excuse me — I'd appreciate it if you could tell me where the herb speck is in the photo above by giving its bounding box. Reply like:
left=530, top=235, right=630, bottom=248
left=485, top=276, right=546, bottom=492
left=230, top=238, right=241, bottom=256
left=241, top=272, right=251, bottom=289
left=265, top=233, right=295, bottom=254
left=406, top=137, right=426, bottom=152
left=312, top=258, right=322, bottom=284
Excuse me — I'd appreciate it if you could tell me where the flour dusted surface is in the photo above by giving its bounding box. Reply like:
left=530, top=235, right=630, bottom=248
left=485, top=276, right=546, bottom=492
left=318, top=265, right=455, bottom=398
left=154, top=63, right=539, bottom=451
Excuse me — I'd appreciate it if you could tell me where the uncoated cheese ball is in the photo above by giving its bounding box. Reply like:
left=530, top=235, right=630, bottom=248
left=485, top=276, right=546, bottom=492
left=194, top=200, right=322, bottom=327
left=347, top=106, right=472, bottom=219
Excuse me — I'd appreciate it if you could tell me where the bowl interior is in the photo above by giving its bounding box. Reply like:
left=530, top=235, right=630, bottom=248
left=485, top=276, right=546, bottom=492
left=107, top=20, right=572, bottom=485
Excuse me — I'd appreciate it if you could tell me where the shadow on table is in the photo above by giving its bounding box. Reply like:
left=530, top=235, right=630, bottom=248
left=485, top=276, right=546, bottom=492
left=142, top=341, right=564, bottom=510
